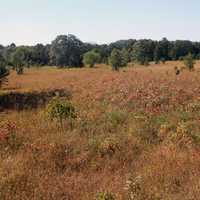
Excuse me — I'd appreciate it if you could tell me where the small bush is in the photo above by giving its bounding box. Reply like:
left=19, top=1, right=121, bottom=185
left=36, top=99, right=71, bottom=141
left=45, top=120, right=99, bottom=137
left=96, top=192, right=115, bottom=200
left=184, top=53, right=195, bottom=71
left=83, top=50, right=101, bottom=68
left=106, top=110, right=127, bottom=128
left=0, top=55, right=9, bottom=88
left=174, top=66, right=180, bottom=75
left=45, top=97, right=76, bottom=129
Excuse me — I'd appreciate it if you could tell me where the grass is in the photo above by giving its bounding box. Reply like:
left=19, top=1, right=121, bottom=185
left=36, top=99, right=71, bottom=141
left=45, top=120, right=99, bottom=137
left=1, top=61, right=200, bottom=199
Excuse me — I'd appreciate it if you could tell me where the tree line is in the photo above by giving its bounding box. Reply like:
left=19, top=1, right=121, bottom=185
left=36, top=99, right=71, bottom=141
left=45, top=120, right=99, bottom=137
left=1, top=34, right=200, bottom=74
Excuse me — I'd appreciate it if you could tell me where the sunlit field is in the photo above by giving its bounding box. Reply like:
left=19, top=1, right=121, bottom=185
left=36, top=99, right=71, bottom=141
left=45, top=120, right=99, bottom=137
left=1, top=61, right=200, bottom=199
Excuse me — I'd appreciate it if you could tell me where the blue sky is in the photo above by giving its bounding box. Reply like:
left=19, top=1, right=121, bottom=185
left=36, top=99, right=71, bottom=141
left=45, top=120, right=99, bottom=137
left=0, top=0, right=200, bottom=45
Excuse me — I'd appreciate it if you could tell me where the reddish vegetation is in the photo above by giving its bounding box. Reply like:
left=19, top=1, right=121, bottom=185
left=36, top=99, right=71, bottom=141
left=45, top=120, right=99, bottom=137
left=1, top=61, right=200, bottom=199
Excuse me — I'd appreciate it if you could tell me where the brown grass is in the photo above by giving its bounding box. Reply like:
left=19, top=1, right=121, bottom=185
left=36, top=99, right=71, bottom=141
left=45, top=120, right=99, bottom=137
left=1, top=61, right=200, bottom=199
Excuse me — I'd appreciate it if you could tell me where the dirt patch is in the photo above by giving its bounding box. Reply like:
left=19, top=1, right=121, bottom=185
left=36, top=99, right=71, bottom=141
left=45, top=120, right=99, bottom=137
left=0, top=89, right=72, bottom=111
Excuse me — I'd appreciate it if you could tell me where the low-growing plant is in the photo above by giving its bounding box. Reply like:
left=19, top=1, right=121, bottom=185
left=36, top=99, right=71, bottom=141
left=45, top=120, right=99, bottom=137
left=183, top=53, right=195, bottom=71
left=45, top=97, right=76, bottom=130
left=174, top=66, right=180, bottom=75
left=96, top=192, right=115, bottom=200
left=106, top=110, right=127, bottom=128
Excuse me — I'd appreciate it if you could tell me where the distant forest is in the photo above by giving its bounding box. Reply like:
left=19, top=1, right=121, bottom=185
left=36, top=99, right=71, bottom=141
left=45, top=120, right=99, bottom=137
left=1, top=34, right=200, bottom=68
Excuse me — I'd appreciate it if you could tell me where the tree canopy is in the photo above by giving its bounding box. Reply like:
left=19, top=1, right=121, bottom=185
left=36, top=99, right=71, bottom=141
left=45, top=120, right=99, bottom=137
left=50, top=34, right=84, bottom=67
left=0, top=54, right=9, bottom=87
left=83, top=50, right=101, bottom=67
left=1, top=35, right=200, bottom=69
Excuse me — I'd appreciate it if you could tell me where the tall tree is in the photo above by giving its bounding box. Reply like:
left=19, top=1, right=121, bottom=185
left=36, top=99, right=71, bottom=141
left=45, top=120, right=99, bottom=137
left=120, top=48, right=129, bottom=67
left=0, top=54, right=9, bottom=88
left=11, top=47, right=30, bottom=74
left=131, top=40, right=155, bottom=65
left=109, top=49, right=122, bottom=71
left=31, top=44, right=49, bottom=66
left=50, top=34, right=84, bottom=67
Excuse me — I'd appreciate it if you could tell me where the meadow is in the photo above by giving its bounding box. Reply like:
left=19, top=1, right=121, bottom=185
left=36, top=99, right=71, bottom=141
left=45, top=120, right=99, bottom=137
left=1, top=61, right=200, bottom=199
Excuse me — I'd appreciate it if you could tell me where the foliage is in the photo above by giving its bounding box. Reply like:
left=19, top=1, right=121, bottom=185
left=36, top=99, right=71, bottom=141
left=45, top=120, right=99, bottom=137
left=83, top=50, right=101, bottom=67
left=106, top=110, right=127, bottom=128
left=50, top=34, right=84, bottom=67
left=131, top=40, right=155, bottom=65
left=0, top=54, right=9, bottom=88
left=183, top=53, right=195, bottom=71
left=96, top=192, right=115, bottom=200
left=109, top=48, right=121, bottom=71
left=31, top=44, right=49, bottom=66
left=1, top=35, right=200, bottom=68
left=45, top=97, right=76, bottom=128
left=120, top=48, right=129, bottom=67
left=11, top=47, right=31, bottom=74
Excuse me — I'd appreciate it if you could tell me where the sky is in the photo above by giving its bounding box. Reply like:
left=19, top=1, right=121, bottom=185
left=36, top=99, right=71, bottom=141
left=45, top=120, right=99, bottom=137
left=0, top=0, right=200, bottom=46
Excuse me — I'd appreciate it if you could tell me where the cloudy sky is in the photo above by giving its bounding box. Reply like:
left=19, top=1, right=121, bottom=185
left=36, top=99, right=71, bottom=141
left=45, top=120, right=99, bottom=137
left=0, top=0, right=200, bottom=45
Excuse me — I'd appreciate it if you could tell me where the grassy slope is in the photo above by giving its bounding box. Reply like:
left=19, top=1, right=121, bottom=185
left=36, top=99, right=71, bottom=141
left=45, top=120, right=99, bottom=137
left=1, top=61, right=200, bottom=199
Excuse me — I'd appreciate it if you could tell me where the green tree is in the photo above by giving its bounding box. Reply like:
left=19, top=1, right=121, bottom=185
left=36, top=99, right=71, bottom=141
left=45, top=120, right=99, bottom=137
left=83, top=50, right=101, bottom=67
left=120, top=48, right=129, bottom=67
left=0, top=54, right=9, bottom=88
left=109, top=49, right=121, bottom=71
left=3, top=43, right=16, bottom=66
left=154, top=44, right=161, bottom=64
left=184, top=53, right=195, bottom=71
left=30, top=44, right=49, bottom=66
left=131, top=40, right=155, bottom=65
left=50, top=34, right=84, bottom=67
left=11, top=48, right=27, bottom=74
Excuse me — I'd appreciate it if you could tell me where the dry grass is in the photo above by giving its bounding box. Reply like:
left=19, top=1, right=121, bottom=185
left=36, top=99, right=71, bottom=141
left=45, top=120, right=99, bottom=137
left=1, top=61, right=200, bottom=199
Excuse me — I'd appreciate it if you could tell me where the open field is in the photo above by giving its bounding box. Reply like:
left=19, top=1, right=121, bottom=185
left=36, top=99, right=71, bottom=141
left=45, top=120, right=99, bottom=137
left=1, top=61, right=200, bottom=199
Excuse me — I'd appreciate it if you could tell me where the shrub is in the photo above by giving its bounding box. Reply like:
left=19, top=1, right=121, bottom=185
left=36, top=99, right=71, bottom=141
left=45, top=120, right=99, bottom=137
left=106, top=110, right=127, bottom=128
left=96, top=192, right=115, bottom=200
left=184, top=53, right=195, bottom=71
left=83, top=50, right=101, bottom=67
left=174, top=66, right=180, bottom=75
left=45, top=97, right=76, bottom=129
